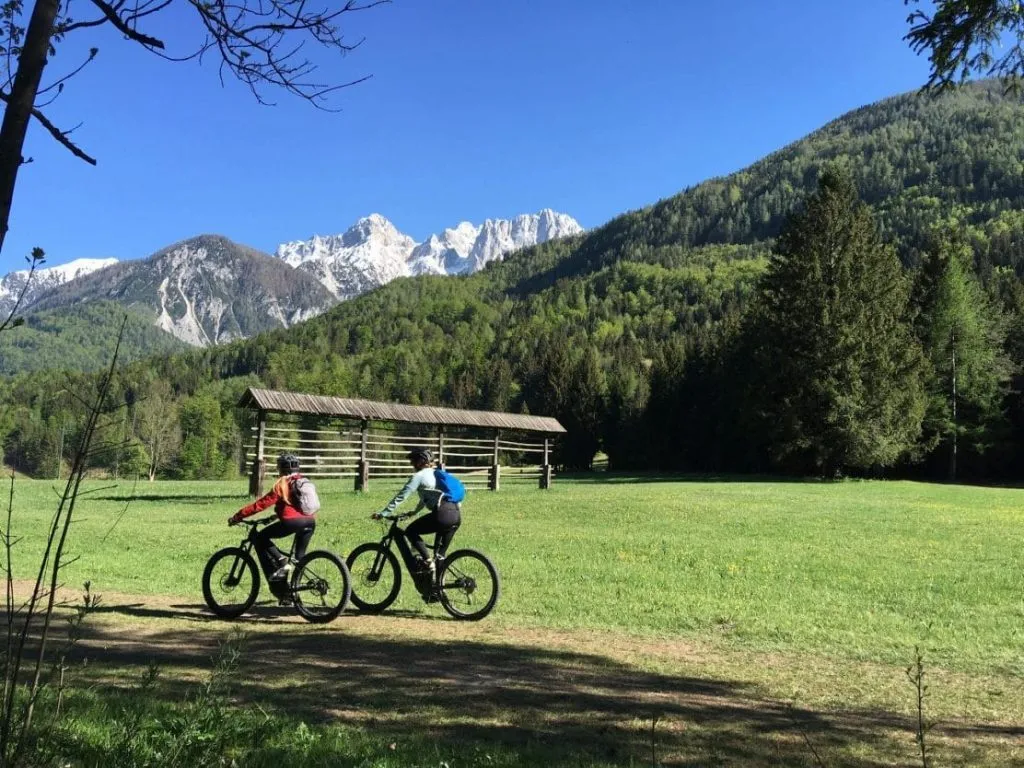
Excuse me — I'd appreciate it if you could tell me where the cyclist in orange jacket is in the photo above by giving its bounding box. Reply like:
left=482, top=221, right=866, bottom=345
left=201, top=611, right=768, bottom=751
left=229, top=453, right=316, bottom=583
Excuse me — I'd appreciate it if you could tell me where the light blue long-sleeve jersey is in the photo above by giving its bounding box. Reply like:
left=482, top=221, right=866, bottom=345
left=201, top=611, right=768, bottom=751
left=381, top=467, right=444, bottom=516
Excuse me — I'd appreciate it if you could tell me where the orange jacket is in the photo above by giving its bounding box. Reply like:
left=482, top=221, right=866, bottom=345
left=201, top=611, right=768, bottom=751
left=231, top=473, right=312, bottom=523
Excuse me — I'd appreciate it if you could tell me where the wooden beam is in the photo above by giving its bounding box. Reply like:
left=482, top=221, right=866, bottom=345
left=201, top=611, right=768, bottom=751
left=489, top=430, right=500, bottom=491
left=540, top=436, right=551, bottom=490
left=356, top=419, right=369, bottom=492
left=249, top=410, right=267, bottom=497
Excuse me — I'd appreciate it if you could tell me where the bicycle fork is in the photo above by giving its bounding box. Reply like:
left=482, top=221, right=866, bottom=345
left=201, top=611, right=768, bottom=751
left=226, top=544, right=253, bottom=588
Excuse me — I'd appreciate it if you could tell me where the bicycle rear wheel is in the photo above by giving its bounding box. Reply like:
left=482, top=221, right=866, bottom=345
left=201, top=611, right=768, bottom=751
left=202, top=547, right=260, bottom=619
left=290, top=550, right=351, bottom=624
left=346, top=542, right=402, bottom=613
left=437, top=549, right=500, bottom=621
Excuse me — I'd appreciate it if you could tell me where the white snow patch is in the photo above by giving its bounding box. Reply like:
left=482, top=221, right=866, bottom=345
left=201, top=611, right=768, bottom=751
left=277, top=210, right=582, bottom=300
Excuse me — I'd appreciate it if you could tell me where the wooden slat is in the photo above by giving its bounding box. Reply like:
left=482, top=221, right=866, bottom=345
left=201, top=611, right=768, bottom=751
left=238, top=387, right=566, bottom=434
left=496, top=438, right=541, bottom=449
left=262, top=437, right=362, bottom=446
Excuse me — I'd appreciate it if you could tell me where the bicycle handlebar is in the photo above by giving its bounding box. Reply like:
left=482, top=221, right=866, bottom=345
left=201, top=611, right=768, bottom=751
left=239, top=516, right=275, bottom=527
left=377, top=511, right=416, bottom=522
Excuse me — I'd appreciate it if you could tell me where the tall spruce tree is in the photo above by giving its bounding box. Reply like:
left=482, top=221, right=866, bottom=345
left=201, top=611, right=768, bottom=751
left=914, top=233, right=1010, bottom=479
left=750, top=168, right=927, bottom=476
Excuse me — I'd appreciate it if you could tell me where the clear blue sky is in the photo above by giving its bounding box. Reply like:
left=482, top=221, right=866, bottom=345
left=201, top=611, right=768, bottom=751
left=4, top=0, right=932, bottom=273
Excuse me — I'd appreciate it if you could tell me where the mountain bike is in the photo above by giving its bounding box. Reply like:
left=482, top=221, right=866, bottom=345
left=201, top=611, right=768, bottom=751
left=346, top=511, right=500, bottom=621
left=202, top=517, right=351, bottom=623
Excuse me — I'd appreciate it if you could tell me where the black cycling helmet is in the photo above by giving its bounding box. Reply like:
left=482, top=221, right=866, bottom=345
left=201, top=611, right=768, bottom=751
left=407, top=448, right=433, bottom=466
left=277, top=453, right=300, bottom=474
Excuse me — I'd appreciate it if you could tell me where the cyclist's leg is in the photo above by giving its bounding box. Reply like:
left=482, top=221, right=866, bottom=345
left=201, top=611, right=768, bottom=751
left=292, top=518, right=315, bottom=561
left=405, top=512, right=440, bottom=561
left=253, top=521, right=289, bottom=575
left=255, top=519, right=307, bottom=573
left=433, top=501, right=462, bottom=560
left=434, top=522, right=460, bottom=559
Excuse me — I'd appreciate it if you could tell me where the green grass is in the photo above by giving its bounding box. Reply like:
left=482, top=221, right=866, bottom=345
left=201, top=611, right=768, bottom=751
left=11, top=475, right=1022, bottom=673
left=5, top=475, right=1024, bottom=766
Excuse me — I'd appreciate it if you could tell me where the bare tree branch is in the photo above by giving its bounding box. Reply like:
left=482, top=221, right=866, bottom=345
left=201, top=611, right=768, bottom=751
left=86, top=0, right=165, bottom=48
left=0, top=0, right=382, bottom=261
left=58, top=16, right=108, bottom=34
left=13, top=317, right=128, bottom=759
left=0, top=246, right=44, bottom=333
left=37, top=46, right=98, bottom=96
left=181, top=0, right=384, bottom=107
left=0, top=90, right=97, bottom=164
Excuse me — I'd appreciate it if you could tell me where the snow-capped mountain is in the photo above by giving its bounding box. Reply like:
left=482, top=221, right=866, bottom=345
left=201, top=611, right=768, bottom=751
left=0, top=257, right=118, bottom=318
left=277, top=209, right=583, bottom=299
left=0, top=207, right=581, bottom=351
left=27, top=235, right=335, bottom=347
left=277, top=214, right=418, bottom=301
left=407, top=221, right=480, bottom=276
left=464, top=210, right=583, bottom=275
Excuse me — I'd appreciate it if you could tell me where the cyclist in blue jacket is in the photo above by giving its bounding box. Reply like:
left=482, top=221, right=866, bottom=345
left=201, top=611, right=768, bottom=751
left=372, top=448, right=461, bottom=575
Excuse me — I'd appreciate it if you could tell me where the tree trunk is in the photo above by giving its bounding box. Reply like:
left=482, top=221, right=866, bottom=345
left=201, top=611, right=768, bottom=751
left=0, top=0, right=60, bottom=256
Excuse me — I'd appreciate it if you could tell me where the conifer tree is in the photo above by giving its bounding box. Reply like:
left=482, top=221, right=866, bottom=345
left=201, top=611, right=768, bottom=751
left=750, top=168, right=927, bottom=475
left=914, top=232, right=1010, bottom=479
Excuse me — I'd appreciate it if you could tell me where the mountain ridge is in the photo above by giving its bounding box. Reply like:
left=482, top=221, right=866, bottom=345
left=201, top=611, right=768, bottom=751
left=3, top=209, right=582, bottom=348
left=0, top=257, right=118, bottom=318
left=26, top=234, right=337, bottom=347
left=275, top=208, right=583, bottom=299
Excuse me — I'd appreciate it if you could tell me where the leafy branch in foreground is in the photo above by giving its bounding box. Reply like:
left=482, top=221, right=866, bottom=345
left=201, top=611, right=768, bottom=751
left=0, top=315, right=126, bottom=767
left=906, top=0, right=1024, bottom=92
left=906, top=646, right=937, bottom=768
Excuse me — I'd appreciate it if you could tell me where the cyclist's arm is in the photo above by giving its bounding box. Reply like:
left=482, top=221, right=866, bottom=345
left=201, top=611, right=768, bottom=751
left=380, top=473, right=424, bottom=516
left=231, top=485, right=280, bottom=523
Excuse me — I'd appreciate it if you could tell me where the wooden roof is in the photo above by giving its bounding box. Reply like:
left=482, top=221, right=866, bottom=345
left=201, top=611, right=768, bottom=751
left=237, top=388, right=566, bottom=434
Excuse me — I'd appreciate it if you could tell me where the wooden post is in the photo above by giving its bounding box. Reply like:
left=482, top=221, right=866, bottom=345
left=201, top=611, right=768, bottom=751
left=489, top=430, right=500, bottom=491
left=437, top=426, right=445, bottom=466
left=249, top=410, right=267, bottom=497
left=356, top=420, right=369, bottom=492
left=539, top=436, right=552, bottom=490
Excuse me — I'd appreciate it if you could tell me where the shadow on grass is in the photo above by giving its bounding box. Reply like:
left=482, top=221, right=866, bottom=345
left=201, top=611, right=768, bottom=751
left=90, top=602, right=451, bottom=624
left=554, top=471, right=843, bottom=485
left=51, top=612, right=1020, bottom=767
left=85, top=493, right=244, bottom=504
left=555, top=471, right=1024, bottom=490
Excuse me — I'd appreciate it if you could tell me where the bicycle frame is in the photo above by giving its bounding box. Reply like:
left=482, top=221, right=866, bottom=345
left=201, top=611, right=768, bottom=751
left=373, top=518, right=431, bottom=590
left=234, top=518, right=295, bottom=583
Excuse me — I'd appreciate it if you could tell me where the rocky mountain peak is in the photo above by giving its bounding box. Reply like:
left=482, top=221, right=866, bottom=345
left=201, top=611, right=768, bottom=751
left=282, top=209, right=583, bottom=294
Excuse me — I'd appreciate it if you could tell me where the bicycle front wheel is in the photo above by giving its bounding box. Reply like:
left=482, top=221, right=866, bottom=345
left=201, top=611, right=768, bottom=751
left=202, top=547, right=260, bottom=619
left=346, top=543, right=402, bottom=613
left=290, top=550, right=351, bottom=624
left=437, top=549, right=500, bottom=621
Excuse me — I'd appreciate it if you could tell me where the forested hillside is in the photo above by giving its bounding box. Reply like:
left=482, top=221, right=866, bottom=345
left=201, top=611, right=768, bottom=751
left=3, top=82, right=1023, bottom=481
left=0, top=302, right=188, bottom=375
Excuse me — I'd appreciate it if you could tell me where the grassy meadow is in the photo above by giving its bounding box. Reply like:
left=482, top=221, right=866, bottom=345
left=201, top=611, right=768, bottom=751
left=4, top=474, right=1023, bottom=766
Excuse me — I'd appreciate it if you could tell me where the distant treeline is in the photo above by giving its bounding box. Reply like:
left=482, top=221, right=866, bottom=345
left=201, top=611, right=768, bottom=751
left=1, top=83, right=1023, bottom=482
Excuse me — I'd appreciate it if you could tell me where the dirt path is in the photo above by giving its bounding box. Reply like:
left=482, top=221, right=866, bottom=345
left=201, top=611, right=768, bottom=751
left=12, top=582, right=1024, bottom=766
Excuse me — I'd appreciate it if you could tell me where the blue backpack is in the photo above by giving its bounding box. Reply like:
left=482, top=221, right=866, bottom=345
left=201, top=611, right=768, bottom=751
left=434, top=467, right=466, bottom=503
